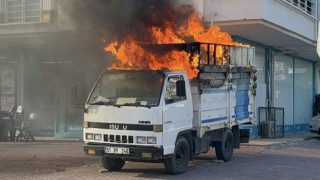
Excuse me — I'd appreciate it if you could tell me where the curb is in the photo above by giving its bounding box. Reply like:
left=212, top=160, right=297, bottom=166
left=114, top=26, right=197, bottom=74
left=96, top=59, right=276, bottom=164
left=242, top=135, right=319, bottom=147
left=34, top=137, right=84, bottom=142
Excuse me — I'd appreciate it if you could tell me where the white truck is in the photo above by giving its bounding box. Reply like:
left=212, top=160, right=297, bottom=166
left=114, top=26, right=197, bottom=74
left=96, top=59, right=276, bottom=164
left=83, top=42, right=257, bottom=174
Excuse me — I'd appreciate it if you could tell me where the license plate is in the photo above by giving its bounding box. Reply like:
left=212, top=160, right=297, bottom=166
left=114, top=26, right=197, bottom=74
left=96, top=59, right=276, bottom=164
left=105, top=147, right=130, bottom=154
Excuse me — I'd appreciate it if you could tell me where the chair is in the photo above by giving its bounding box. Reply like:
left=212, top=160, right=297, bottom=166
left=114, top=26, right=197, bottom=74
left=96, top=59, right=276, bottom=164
left=14, top=113, right=36, bottom=142
left=0, top=107, right=14, bottom=142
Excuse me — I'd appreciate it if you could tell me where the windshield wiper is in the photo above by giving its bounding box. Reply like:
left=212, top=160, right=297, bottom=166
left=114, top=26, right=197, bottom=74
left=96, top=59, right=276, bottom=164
left=116, top=102, right=151, bottom=109
left=89, top=101, right=116, bottom=106
left=90, top=96, right=118, bottom=106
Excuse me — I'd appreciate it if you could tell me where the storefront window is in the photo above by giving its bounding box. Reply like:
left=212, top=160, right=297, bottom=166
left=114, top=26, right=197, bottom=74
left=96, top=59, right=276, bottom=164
left=294, top=59, right=313, bottom=131
left=255, top=47, right=265, bottom=84
left=0, top=68, right=15, bottom=111
left=254, top=47, right=266, bottom=115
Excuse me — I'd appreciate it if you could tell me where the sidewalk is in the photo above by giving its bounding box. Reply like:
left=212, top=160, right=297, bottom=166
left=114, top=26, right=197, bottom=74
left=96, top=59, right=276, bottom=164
left=245, top=132, right=320, bottom=146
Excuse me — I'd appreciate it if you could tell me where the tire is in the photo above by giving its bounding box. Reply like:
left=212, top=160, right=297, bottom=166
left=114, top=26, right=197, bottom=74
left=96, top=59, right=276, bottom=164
left=164, top=137, right=190, bottom=175
left=101, top=156, right=125, bottom=171
left=215, top=129, right=234, bottom=162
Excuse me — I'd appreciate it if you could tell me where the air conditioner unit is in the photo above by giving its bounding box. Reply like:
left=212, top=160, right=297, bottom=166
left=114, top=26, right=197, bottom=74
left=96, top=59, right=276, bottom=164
left=261, top=121, right=274, bottom=138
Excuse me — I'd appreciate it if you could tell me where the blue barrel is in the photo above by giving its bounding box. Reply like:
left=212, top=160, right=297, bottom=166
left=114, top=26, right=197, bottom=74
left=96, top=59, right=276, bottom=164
left=235, top=112, right=250, bottom=120
left=235, top=83, right=250, bottom=120
left=236, top=96, right=249, bottom=106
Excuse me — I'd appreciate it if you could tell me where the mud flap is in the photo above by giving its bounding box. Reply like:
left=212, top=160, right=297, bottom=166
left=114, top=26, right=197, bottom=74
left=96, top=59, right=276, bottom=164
left=239, top=129, right=250, bottom=143
left=232, top=125, right=240, bottom=149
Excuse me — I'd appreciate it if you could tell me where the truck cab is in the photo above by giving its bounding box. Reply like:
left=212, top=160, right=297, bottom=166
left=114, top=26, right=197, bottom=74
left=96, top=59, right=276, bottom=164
left=83, top=70, right=193, bottom=168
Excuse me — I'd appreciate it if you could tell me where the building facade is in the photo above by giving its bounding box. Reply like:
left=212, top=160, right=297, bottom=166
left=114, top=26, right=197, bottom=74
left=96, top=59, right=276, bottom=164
left=0, top=0, right=109, bottom=138
left=0, top=0, right=319, bottom=139
left=194, top=0, right=319, bottom=137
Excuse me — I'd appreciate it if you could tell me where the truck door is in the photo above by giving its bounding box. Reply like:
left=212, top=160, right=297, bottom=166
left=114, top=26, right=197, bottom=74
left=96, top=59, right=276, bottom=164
left=162, top=75, right=192, bottom=155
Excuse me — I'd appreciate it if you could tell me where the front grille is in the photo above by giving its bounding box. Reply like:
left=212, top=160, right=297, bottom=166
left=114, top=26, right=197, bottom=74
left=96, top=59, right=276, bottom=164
left=104, top=134, right=134, bottom=144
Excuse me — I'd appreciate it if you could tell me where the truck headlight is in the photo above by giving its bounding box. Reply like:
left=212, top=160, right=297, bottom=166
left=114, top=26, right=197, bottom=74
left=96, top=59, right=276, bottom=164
left=86, top=133, right=93, bottom=140
left=137, top=136, right=146, bottom=144
left=94, top=134, right=102, bottom=141
left=147, top=137, right=156, bottom=144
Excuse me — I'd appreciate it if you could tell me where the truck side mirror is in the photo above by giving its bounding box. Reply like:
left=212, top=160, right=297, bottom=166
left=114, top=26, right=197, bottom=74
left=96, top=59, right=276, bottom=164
left=176, top=80, right=186, bottom=97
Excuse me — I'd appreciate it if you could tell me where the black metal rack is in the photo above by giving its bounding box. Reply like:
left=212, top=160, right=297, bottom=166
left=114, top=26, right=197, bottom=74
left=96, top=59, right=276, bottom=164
left=258, top=107, right=285, bottom=138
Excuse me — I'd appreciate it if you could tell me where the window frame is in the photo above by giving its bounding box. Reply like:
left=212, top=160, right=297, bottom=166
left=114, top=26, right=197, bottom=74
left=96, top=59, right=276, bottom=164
left=164, top=75, right=187, bottom=104
left=5, top=0, right=42, bottom=24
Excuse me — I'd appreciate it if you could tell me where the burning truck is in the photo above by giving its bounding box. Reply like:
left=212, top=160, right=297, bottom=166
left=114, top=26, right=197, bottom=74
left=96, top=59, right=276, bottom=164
left=82, top=1, right=257, bottom=175
left=82, top=42, right=257, bottom=174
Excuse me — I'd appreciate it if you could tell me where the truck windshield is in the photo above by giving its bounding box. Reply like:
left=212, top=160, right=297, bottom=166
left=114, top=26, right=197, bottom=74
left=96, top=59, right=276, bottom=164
left=88, top=71, right=164, bottom=107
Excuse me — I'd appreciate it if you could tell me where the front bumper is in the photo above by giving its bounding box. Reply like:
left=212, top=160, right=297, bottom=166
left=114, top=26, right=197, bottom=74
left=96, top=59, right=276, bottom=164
left=309, top=124, right=320, bottom=134
left=83, top=143, right=164, bottom=161
left=310, top=129, right=319, bottom=134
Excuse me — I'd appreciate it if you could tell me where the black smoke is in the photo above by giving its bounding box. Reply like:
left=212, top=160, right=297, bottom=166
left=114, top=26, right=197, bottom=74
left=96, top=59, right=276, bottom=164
left=67, top=0, right=196, bottom=42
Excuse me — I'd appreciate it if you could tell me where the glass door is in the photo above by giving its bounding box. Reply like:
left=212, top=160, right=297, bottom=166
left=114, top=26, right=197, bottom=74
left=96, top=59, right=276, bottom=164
left=274, top=55, right=294, bottom=135
left=294, top=59, right=313, bottom=132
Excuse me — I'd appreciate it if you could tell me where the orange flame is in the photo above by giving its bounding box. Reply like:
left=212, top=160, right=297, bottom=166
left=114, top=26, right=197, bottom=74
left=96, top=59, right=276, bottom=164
left=105, top=6, right=246, bottom=79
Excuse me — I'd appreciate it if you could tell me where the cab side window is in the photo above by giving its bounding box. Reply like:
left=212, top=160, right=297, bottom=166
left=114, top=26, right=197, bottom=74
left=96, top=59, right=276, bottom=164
left=165, top=76, right=186, bottom=104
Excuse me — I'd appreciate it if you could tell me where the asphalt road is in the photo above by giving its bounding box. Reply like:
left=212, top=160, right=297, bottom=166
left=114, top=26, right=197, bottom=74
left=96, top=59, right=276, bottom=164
left=0, top=137, right=319, bottom=180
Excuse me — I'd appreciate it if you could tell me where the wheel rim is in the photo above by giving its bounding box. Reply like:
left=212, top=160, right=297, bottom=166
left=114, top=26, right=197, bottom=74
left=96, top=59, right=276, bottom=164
left=224, top=136, right=231, bottom=152
left=175, top=146, right=185, bottom=164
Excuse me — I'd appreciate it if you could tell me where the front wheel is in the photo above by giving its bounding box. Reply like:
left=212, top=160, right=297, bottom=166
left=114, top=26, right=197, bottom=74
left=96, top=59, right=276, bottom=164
left=215, top=129, right=234, bottom=162
left=101, top=156, right=125, bottom=171
left=164, top=137, right=190, bottom=175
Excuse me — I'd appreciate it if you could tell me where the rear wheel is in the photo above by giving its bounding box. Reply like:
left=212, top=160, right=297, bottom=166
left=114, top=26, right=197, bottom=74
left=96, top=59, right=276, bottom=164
left=164, top=137, right=190, bottom=175
left=101, top=156, right=125, bottom=171
left=215, top=129, right=234, bottom=162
